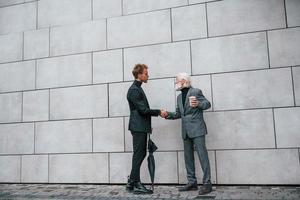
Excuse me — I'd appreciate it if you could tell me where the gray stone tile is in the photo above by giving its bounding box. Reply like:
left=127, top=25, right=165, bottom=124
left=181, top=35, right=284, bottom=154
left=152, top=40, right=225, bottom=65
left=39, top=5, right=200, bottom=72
left=286, top=0, right=300, bottom=27
left=35, top=119, right=92, bottom=153
left=0, top=33, right=22, bottom=63
left=178, top=151, right=216, bottom=184
left=37, top=53, right=92, bottom=89
left=124, top=41, right=191, bottom=81
left=23, top=90, right=49, bottom=122
left=107, top=10, right=171, bottom=48
left=0, top=93, right=22, bottom=123
left=143, top=78, right=176, bottom=112
left=49, top=153, right=109, bottom=183
left=274, top=107, right=300, bottom=148
left=205, top=109, right=275, bottom=149
left=21, top=155, right=48, bottom=183
left=212, top=68, right=294, bottom=110
left=24, top=28, right=49, bottom=60
left=191, top=32, right=268, bottom=74
left=171, top=4, right=207, bottom=41
left=50, top=20, right=106, bottom=56
left=0, top=2, right=36, bottom=35
left=109, top=152, right=132, bottom=183
left=216, top=149, right=300, bottom=184
left=0, top=61, right=35, bottom=93
left=108, top=82, right=131, bottom=117
left=0, top=0, right=23, bottom=7
left=0, top=123, right=34, bottom=154
left=50, top=85, right=108, bottom=120
left=123, top=0, right=187, bottom=15
left=207, top=0, right=286, bottom=36
left=38, top=0, right=91, bottom=28
left=93, top=49, right=123, bottom=84
left=269, top=27, right=300, bottom=68
left=0, top=156, right=20, bottom=182
left=293, top=66, right=300, bottom=106
left=93, top=0, right=122, bottom=19
left=93, top=117, right=124, bottom=152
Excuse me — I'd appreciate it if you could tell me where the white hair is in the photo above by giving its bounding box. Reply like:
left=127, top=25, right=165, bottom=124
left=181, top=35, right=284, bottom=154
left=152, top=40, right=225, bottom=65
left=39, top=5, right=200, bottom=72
left=176, top=72, right=191, bottom=88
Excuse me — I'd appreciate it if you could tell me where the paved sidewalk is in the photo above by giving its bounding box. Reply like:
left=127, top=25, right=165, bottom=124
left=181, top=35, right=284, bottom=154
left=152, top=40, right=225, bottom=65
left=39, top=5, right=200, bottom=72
left=0, top=184, right=299, bottom=200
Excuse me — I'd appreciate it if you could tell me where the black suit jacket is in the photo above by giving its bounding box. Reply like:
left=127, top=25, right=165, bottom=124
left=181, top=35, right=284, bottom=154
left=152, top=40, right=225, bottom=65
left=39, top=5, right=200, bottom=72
left=127, top=80, right=160, bottom=133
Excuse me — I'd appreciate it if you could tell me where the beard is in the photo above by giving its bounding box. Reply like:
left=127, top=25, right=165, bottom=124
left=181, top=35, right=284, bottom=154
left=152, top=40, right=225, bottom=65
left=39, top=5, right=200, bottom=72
left=175, top=83, right=183, bottom=91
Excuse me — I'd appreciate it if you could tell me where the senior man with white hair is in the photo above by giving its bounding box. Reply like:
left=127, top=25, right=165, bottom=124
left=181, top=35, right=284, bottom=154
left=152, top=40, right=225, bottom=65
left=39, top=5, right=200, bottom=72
left=163, top=72, right=212, bottom=195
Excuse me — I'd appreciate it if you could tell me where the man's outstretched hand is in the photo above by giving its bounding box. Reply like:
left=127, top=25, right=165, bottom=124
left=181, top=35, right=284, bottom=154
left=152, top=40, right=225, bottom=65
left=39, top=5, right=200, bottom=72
left=160, top=109, right=168, bottom=118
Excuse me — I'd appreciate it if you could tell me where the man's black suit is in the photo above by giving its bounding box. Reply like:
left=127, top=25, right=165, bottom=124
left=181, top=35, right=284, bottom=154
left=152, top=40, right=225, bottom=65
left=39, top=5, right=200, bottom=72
left=127, top=80, right=160, bottom=182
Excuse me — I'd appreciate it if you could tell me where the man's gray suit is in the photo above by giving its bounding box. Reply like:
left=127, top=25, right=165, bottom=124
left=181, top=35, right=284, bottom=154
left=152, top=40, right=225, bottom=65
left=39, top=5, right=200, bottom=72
left=166, top=87, right=211, bottom=184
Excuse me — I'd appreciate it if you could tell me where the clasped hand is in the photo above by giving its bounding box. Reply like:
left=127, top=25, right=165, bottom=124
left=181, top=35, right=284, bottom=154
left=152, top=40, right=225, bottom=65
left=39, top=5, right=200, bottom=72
left=160, top=109, right=168, bottom=118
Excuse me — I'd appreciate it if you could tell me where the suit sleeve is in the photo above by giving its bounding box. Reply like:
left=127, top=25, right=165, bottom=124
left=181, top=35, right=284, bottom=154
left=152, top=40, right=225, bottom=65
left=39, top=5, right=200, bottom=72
left=166, top=103, right=181, bottom=120
left=128, top=88, right=161, bottom=116
left=196, top=89, right=211, bottom=110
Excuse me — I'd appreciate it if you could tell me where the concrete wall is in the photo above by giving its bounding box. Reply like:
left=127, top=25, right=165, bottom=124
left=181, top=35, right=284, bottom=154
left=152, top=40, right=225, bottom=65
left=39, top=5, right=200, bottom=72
left=0, top=0, right=300, bottom=185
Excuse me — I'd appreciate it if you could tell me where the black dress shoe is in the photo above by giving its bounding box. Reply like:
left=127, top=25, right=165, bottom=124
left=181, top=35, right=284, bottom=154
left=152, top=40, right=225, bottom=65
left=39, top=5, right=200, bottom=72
left=125, top=176, right=134, bottom=191
left=133, top=182, right=153, bottom=194
left=178, top=182, right=198, bottom=191
left=198, top=183, right=212, bottom=195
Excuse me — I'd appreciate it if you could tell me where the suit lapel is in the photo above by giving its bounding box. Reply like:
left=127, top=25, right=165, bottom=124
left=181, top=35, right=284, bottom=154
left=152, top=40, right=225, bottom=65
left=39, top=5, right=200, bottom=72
left=184, top=87, right=192, bottom=110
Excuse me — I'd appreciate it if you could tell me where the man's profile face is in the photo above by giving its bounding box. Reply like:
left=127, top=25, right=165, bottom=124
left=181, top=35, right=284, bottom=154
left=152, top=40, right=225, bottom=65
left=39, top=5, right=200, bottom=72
left=138, top=68, right=149, bottom=83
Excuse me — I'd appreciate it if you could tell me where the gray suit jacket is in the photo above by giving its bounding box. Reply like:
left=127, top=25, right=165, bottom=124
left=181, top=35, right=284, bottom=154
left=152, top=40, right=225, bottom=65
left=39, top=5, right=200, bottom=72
left=166, top=87, right=211, bottom=139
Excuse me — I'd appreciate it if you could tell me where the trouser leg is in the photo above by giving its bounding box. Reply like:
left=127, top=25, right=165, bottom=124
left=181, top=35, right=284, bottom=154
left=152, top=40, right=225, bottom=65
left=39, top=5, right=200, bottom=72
left=183, top=136, right=197, bottom=183
left=193, top=136, right=211, bottom=184
left=130, top=132, right=147, bottom=182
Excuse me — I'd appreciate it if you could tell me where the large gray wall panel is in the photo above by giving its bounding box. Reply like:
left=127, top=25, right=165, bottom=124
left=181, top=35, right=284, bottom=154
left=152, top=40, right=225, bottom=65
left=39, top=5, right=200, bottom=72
left=285, top=0, right=300, bottom=27
left=0, top=93, right=22, bottom=123
left=93, top=0, right=122, bottom=20
left=50, top=85, right=108, bottom=120
left=0, top=123, right=34, bottom=154
left=191, top=32, right=269, bottom=74
left=207, top=0, right=286, bottom=36
left=21, top=155, right=48, bottom=183
left=0, top=33, right=23, bottom=64
left=205, top=109, right=275, bottom=149
left=0, top=2, right=36, bottom=35
left=37, top=53, right=92, bottom=89
left=93, top=49, right=123, bottom=84
left=268, top=27, right=300, bottom=68
left=38, top=0, right=91, bottom=28
left=274, top=107, right=300, bottom=148
left=171, top=4, right=207, bottom=41
left=35, top=120, right=92, bottom=154
left=50, top=20, right=106, bottom=56
left=212, top=68, right=294, bottom=110
left=0, top=156, right=20, bottom=182
left=107, top=10, right=171, bottom=48
left=216, top=149, right=300, bottom=184
left=93, top=117, right=124, bottom=152
left=124, top=42, right=191, bottom=80
left=24, top=28, right=49, bottom=60
left=23, top=90, right=49, bottom=122
left=49, top=153, right=109, bottom=183
left=0, top=61, right=35, bottom=93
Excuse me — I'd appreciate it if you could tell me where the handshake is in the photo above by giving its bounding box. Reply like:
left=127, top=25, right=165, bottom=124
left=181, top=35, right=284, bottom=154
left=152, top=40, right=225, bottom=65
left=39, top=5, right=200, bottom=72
left=159, top=109, right=168, bottom=118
